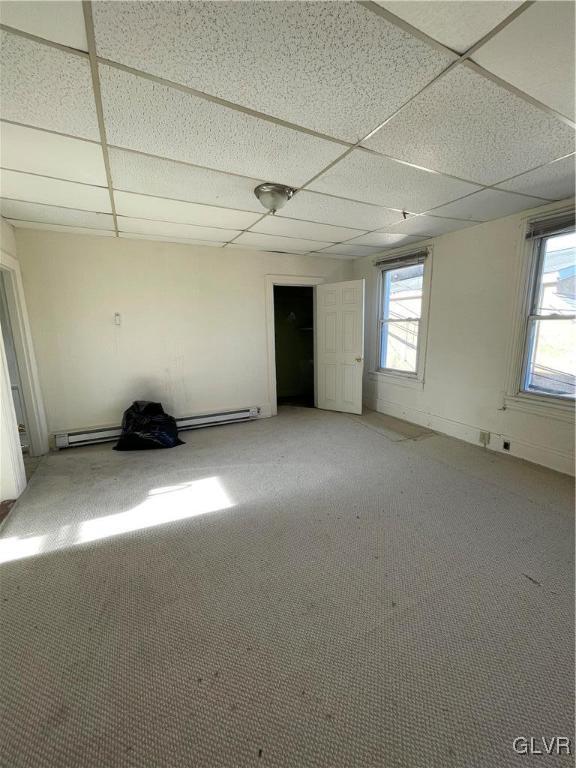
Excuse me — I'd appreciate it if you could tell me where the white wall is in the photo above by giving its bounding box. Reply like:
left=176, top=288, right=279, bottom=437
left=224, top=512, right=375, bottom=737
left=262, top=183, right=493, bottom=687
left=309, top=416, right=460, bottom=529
left=15, top=230, right=352, bottom=433
left=353, top=199, right=575, bottom=475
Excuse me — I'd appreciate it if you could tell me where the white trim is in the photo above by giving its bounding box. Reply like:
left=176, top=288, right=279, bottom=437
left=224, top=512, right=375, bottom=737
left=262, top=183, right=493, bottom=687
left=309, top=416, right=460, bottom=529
left=0, top=249, right=49, bottom=456
left=265, top=274, right=325, bottom=417
left=372, top=244, right=433, bottom=385
left=0, top=328, right=26, bottom=498
left=366, top=370, right=424, bottom=391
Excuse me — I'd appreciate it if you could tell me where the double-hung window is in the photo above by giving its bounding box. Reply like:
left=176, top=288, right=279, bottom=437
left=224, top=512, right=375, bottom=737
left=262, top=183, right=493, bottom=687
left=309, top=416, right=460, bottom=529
left=521, top=215, right=575, bottom=400
left=376, top=250, right=428, bottom=377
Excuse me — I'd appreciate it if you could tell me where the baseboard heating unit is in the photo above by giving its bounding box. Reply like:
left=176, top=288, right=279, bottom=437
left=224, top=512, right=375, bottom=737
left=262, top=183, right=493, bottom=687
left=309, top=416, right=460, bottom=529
left=54, top=407, right=260, bottom=449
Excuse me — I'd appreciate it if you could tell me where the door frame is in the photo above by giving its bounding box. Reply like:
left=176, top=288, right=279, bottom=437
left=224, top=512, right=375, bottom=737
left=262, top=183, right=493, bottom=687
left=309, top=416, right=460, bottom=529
left=0, top=249, right=49, bottom=459
left=265, top=274, right=325, bottom=417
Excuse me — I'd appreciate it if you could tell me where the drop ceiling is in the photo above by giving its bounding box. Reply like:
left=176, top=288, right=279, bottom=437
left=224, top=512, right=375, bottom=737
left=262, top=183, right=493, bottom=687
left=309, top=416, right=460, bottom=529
left=0, top=0, right=574, bottom=259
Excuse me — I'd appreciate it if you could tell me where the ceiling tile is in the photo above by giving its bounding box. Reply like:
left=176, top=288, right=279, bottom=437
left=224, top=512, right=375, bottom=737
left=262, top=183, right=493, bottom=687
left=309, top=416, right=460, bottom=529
left=252, top=216, right=362, bottom=243
left=346, top=232, right=425, bottom=248
left=1, top=121, right=107, bottom=186
left=363, top=64, right=576, bottom=185
left=314, top=244, right=386, bottom=258
left=232, top=232, right=331, bottom=253
left=92, top=1, right=455, bottom=143
left=0, top=30, right=99, bottom=140
left=119, top=233, right=225, bottom=248
left=7, top=220, right=114, bottom=237
left=0, top=170, right=111, bottom=212
left=428, top=188, right=549, bottom=221
left=0, top=199, right=114, bottom=230
left=376, top=1, right=522, bottom=54
left=109, top=148, right=262, bottom=212
left=308, top=149, right=479, bottom=213
left=99, top=65, right=344, bottom=187
left=117, top=216, right=238, bottom=242
left=472, top=1, right=575, bottom=119
left=114, top=190, right=260, bottom=230
left=495, top=156, right=576, bottom=201
left=281, top=191, right=404, bottom=230
left=384, top=215, right=479, bottom=237
left=0, top=1, right=87, bottom=50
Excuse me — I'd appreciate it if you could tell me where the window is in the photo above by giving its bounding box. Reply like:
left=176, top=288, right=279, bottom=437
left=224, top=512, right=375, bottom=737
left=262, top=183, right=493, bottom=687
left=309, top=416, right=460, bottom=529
left=377, top=252, right=427, bottom=376
left=522, top=225, right=576, bottom=399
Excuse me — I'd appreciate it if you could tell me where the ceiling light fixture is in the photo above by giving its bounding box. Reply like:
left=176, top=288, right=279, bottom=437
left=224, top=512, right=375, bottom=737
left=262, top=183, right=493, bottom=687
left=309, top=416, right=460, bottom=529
left=254, top=183, right=295, bottom=215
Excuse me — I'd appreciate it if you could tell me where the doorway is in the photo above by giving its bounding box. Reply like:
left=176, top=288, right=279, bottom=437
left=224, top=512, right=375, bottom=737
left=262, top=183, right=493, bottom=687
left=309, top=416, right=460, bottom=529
left=273, top=285, right=314, bottom=408
left=0, top=272, right=30, bottom=452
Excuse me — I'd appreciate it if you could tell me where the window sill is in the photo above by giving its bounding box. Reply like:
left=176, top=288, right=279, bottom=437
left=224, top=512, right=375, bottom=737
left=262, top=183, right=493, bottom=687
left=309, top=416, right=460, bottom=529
left=368, top=370, right=424, bottom=390
left=503, top=393, right=575, bottom=423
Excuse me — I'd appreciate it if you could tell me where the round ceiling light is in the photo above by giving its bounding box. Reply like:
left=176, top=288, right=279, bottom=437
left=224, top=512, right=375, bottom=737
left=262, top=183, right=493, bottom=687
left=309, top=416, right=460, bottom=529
left=254, top=183, right=295, bottom=215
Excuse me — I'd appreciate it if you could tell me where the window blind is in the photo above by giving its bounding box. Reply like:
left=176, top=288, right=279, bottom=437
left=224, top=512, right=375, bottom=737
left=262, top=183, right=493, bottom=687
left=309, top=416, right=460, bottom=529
left=373, top=249, right=428, bottom=269
left=526, top=212, right=575, bottom=240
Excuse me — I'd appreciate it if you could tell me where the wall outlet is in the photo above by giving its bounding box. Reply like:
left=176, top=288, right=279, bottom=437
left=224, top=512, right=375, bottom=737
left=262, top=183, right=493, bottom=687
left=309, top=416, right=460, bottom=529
left=479, top=430, right=490, bottom=447
left=503, top=440, right=511, bottom=451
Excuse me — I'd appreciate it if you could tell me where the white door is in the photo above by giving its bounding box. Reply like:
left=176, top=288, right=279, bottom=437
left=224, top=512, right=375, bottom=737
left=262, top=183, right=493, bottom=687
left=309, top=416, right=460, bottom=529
left=316, top=279, right=365, bottom=415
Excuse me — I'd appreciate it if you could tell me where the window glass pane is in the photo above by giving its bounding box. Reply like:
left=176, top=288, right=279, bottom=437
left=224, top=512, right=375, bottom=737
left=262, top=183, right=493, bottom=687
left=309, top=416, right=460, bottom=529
left=524, top=318, right=575, bottom=397
left=380, top=320, right=419, bottom=372
left=382, top=264, right=423, bottom=321
left=534, top=231, right=576, bottom=316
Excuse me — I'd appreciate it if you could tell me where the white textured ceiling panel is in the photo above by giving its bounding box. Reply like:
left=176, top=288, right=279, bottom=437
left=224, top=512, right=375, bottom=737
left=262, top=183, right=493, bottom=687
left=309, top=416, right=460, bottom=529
left=384, top=215, right=479, bottom=237
left=308, top=150, right=479, bottom=212
left=0, top=170, right=111, bottom=212
left=473, top=1, right=575, bottom=120
left=282, top=191, right=405, bottom=230
left=495, top=156, right=576, bottom=201
left=0, top=199, right=114, bottom=230
left=108, top=148, right=262, bottom=212
left=119, top=233, right=224, bottom=248
left=232, top=232, right=331, bottom=253
left=99, top=65, right=344, bottom=187
left=252, top=216, right=363, bottom=243
left=92, top=1, right=455, bottom=143
left=314, top=243, right=387, bottom=258
left=0, top=122, right=107, bottom=186
left=363, top=64, right=576, bottom=185
left=6, top=220, right=114, bottom=237
left=376, top=1, right=522, bottom=53
left=346, top=232, right=425, bottom=248
left=0, top=31, right=99, bottom=140
left=428, top=189, right=549, bottom=221
left=113, top=191, right=260, bottom=230
left=0, top=1, right=88, bottom=50
left=117, top=216, right=238, bottom=242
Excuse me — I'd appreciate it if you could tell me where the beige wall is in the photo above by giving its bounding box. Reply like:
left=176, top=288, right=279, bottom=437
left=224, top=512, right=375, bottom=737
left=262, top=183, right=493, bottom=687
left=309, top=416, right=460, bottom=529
left=15, top=230, right=351, bottom=433
left=353, top=199, right=575, bottom=475
left=1, top=218, right=18, bottom=259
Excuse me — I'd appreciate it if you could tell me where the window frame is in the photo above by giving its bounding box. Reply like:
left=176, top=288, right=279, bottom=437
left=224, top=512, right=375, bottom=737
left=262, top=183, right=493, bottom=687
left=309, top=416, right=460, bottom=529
left=519, top=228, right=575, bottom=401
left=373, top=247, right=432, bottom=385
left=504, top=207, right=576, bottom=420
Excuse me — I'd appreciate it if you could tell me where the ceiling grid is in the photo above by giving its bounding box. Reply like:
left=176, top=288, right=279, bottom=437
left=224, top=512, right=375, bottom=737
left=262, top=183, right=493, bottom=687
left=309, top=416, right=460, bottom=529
left=0, top=0, right=573, bottom=256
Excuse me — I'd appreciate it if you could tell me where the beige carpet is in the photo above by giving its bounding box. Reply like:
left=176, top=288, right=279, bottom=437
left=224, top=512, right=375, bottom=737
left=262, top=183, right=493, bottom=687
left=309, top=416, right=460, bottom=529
left=0, top=407, right=573, bottom=767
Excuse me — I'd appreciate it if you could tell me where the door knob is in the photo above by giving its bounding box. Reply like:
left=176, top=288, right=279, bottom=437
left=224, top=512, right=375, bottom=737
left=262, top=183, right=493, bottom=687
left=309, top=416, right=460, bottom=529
left=355, top=357, right=363, bottom=362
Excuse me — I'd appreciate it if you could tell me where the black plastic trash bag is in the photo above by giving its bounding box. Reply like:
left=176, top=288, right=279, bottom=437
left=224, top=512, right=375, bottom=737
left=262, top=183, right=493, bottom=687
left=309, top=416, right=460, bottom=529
left=114, top=401, right=184, bottom=451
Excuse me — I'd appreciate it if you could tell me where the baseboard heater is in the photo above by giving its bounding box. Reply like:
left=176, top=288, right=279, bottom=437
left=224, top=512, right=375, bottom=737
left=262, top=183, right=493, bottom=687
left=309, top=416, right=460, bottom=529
left=54, top=407, right=260, bottom=449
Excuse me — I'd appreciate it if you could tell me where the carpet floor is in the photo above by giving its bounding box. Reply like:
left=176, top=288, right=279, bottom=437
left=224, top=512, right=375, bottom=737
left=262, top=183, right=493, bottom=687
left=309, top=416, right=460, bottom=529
left=0, top=407, right=573, bottom=767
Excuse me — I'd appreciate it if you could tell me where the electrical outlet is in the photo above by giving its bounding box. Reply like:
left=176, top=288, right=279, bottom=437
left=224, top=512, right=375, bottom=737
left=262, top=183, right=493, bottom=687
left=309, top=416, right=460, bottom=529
left=479, top=430, right=490, bottom=447
left=503, top=440, right=511, bottom=451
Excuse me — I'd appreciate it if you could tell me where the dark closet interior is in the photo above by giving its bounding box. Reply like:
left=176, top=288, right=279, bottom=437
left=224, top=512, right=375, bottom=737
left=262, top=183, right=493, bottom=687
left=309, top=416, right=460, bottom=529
left=273, top=285, right=314, bottom=408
